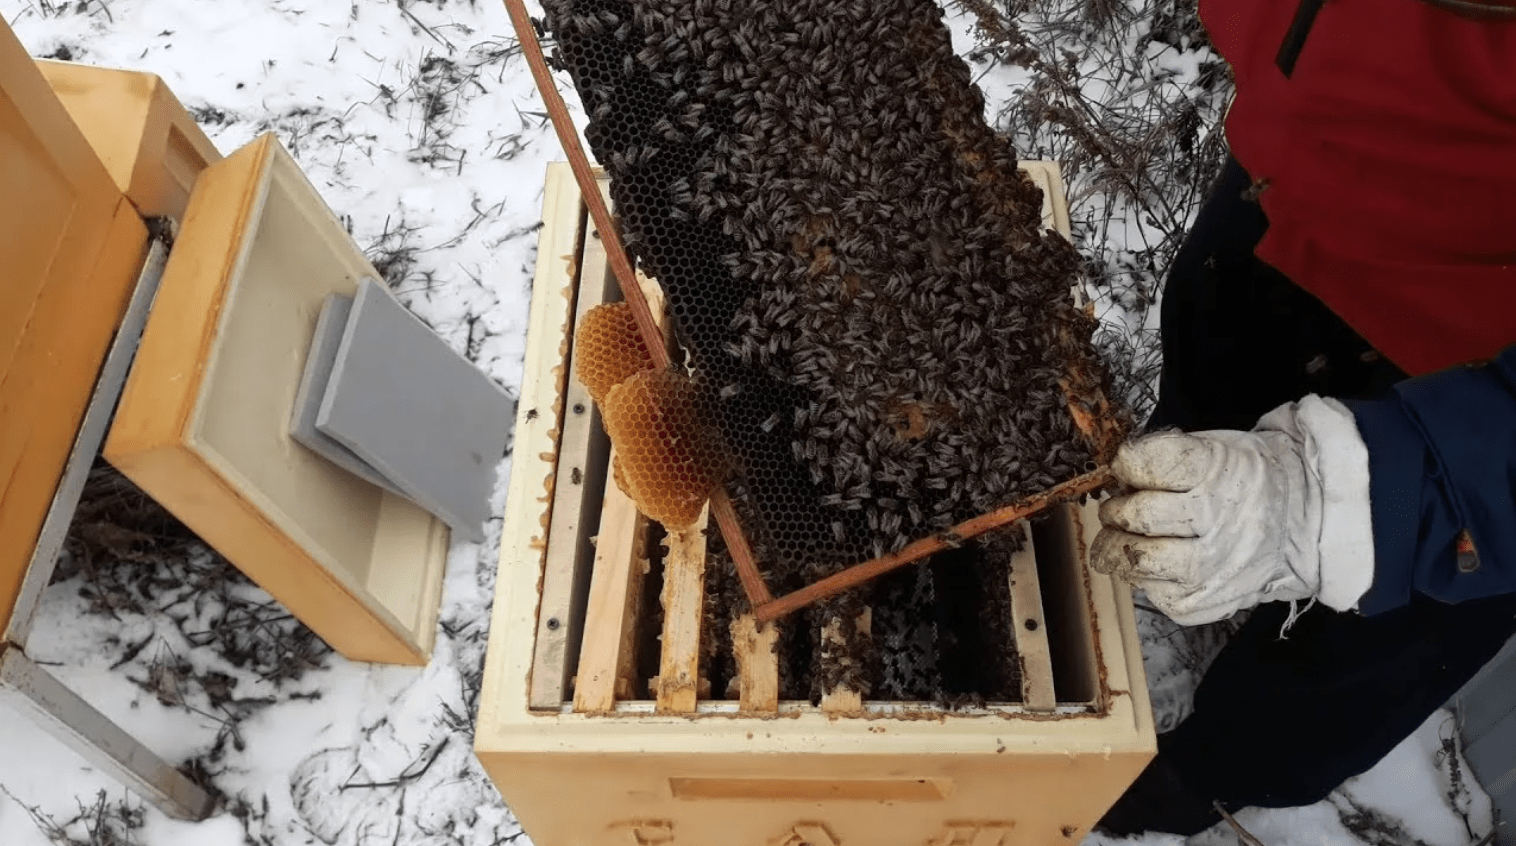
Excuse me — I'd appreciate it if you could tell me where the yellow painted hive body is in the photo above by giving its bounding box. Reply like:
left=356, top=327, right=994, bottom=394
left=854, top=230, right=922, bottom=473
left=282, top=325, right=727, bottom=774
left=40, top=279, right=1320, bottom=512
left=473, top=164, right=1155, bottom=846
left=0, top=22, right=154, bottom=634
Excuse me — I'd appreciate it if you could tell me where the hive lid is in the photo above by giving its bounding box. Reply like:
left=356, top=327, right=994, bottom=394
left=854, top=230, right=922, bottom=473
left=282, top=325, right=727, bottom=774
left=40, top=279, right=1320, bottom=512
left=105, top=133, right=450, bottom=665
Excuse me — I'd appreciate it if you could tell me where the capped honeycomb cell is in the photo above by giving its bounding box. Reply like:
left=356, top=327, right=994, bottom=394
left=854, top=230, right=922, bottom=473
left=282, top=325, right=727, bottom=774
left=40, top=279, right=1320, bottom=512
left=600, top=368, right=728, bottom=529
left=575, top=302, right=655, bottom=406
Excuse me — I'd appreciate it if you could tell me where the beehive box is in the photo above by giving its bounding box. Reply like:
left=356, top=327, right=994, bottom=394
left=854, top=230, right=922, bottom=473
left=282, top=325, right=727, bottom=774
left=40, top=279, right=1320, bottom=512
left=0, top=22, right=149, bottom=636
left=37, top=59, right=222, bottom=221
left=105, top=133, right=450, bottom=665
left=474, top=164, right=1155, bottom=846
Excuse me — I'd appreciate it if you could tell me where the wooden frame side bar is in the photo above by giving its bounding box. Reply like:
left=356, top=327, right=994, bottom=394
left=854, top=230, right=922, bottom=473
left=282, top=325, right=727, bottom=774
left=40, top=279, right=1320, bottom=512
left=655, top=512, right=708, bottom=714
left=528, top=183, right=606, bottom=709
left=571, top=472, right=647, bottom=713
left=1006, top=522, right=1056, bottom=712
left=731, top=614, right=779, bottom=713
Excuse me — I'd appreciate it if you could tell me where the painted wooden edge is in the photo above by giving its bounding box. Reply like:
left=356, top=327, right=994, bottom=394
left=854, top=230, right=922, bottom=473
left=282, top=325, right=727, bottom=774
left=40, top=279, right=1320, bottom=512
left=1073, top=499, right=1155, bottom=738
left=1018, top=160, right=1072, bottom=239
left=731, top=614, right=780, bottom=713
left=656, top=511, right=708, bottom=714
left=129, top=72, right=221, bottom=219
left=105, top=135, right=275, bottom=460
left=5, top=238, right=167, bottom=648
left=820, top=609, right=871, bottom=715
left=36, top=60, right=221, bottom=221
left=0, top=644, right=213, bottom=821
left=1038, top=161, right=1074, bottom=239
left=0, top=22, right=119, bottom=207
left=1006, top=521, right=1057, bottom=712
left=1, top=23, right=139, bottom=629
left=529, top=181, right=604, bottom=709
left=571, top=465, right=646, bottom=713
left=108, top=443, right=427, bottom=664
left=479, top=163, right=582, bottom=726
left=34, top=60, right=151, bottom=192
left=0, top=198, right=147, bottom=636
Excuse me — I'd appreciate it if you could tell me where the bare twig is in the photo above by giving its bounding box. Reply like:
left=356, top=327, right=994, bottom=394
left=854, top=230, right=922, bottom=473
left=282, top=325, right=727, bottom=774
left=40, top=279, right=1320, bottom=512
left=1214, top=801, right=1269, bottom=846
left=340, top=737, right=452, bottom=790
left=397, top=1, right=454, bottom=52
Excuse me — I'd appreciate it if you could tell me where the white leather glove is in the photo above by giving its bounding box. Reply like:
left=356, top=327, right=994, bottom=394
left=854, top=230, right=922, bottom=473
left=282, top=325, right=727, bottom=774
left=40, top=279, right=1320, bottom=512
left=1091, top=395, right=1377, bottom=625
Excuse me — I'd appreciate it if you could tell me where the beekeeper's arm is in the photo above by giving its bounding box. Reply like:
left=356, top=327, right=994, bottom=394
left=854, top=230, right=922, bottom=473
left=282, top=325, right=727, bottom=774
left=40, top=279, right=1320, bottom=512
left=1092, top=345, right=1516, bottom=625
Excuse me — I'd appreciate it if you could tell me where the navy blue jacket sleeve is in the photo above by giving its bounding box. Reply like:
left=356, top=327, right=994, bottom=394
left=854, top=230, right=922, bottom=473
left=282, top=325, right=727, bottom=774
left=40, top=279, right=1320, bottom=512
left=1344, top=345, right=1516, bottom=615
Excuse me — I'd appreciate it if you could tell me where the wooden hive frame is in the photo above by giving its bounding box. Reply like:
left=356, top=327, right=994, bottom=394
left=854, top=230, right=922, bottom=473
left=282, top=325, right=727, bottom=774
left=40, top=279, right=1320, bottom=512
left=474, top=163, right=1155, bottom=846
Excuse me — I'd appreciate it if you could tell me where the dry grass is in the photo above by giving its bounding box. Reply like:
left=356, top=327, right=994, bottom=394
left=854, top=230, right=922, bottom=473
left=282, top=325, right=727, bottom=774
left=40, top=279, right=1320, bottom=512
left=1, top=788, right=145, bottom=846
left=957, top=0, right=1232, bottom=419
left=52, top=464, right=333, bottom=806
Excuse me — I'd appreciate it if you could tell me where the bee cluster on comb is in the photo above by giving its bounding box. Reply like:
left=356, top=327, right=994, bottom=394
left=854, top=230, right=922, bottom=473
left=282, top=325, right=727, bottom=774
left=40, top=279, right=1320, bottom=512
left=543, top=0, right=1128, bottom=702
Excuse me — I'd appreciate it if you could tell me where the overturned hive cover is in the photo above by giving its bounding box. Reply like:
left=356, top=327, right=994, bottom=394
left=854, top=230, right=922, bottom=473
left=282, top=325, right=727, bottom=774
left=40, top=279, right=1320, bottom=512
left=543, top=0, right=1129, bottom=597
left=105, top=134, right=450, bottom=666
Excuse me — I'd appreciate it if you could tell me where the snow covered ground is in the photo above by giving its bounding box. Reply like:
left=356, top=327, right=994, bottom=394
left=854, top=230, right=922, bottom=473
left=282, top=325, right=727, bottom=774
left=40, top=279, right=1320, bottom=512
left=0, top=0, right=1498, bottom=844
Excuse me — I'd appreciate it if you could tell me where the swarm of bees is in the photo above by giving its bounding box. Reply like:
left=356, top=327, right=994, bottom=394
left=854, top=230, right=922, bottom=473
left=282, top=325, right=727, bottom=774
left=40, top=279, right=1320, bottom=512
left=544, top=0, right=1126, bottom=701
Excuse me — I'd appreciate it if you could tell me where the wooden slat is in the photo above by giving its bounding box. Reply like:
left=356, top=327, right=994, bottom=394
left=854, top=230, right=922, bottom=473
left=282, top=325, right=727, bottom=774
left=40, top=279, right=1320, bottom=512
left=528, top=178, right=613, bottom=709
left=613, top=520, right=652, bottom=701
left=820, top=609, right=871, bottom=715
left=656, top=508, right=708, bottom=713
left=1007, top=521, right=1056, bottom=711
left=731, top=614, right=779, bottom=713
left=572, top=470, right=648, bottom=713
left=497, top=162, right=585, bottom=702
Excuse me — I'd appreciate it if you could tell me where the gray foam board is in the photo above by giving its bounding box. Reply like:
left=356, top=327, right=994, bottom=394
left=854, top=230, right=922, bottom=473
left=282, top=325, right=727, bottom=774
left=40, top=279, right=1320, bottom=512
left=289, top=293, right=409, bottom=498
left=316, top=277, right=514, bottom=543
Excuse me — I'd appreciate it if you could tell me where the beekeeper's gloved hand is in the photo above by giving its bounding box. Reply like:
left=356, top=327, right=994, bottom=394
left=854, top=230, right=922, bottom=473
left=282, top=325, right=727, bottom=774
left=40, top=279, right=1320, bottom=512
left=1091, top=395, right=1376, bottom=625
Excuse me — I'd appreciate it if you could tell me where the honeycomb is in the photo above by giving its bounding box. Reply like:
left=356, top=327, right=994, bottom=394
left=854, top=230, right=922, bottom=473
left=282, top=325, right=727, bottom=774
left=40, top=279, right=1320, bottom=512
left=575, top=302, right=655, bottom=405
left=600, top=368, right=729, bottom=529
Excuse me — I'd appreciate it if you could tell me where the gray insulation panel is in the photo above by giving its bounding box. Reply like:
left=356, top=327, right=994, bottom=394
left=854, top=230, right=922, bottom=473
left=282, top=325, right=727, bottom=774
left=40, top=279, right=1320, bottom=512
left=289, top=292, right=409, bottom=498
left=315, top=277, right=514, bottom=543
